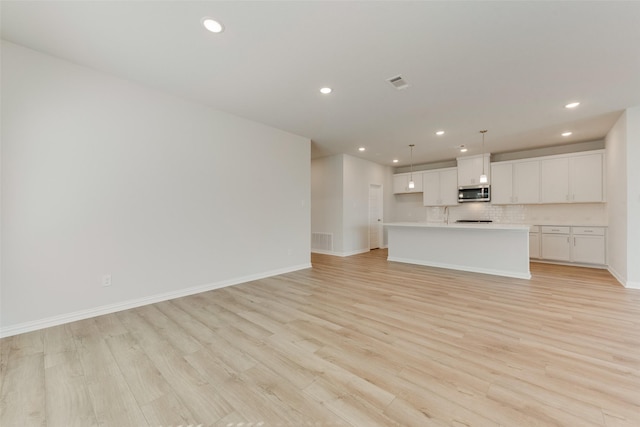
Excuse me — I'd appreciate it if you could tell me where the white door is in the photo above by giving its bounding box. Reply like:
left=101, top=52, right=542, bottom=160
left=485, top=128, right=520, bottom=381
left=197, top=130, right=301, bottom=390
left=369, top=184, right=383, bottom=249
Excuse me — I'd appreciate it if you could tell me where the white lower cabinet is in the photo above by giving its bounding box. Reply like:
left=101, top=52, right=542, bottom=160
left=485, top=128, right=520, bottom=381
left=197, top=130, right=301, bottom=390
left=539, top=225, right=606, bottom=265
left=572, top=227, right=606, bottom=264
left=541, top=226, right=571, bottom=261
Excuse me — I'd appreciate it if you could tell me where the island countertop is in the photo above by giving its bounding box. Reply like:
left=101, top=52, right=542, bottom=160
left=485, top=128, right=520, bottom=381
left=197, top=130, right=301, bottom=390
left=384, top=222, right=531, bottom=231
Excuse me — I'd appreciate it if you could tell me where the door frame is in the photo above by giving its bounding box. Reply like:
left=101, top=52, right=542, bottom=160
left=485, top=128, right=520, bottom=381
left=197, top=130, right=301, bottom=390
left=368, top=184, right=383, bottom=250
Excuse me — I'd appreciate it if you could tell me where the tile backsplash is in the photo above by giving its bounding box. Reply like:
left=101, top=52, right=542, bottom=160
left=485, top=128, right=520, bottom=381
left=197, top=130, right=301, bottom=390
left=424, top=203, right=607, bottom=226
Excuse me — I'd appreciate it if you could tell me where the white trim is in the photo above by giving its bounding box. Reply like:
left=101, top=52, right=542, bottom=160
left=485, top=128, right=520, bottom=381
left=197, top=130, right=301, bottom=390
left=310, top=249, right=342, bottom=256
left=388, top=256, right=532, bottom=280
left=311, top=248, right=370, bottom=257
left=0, top=263, right=311, bottom=338
left=532, top=259, right=608, bottom=270
left=626, top=281, right=640, bottom=290
left=607, top=265, right=626, bottom=287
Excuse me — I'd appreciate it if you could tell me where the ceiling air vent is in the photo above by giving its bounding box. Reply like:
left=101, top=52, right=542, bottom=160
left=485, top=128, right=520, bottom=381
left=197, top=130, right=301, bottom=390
left=387, top=75, right=409, bottom=90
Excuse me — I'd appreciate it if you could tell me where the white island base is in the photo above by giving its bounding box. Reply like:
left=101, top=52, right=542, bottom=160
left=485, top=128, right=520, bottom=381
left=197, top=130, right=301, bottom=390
left=385, top=222, right=531, bottom=279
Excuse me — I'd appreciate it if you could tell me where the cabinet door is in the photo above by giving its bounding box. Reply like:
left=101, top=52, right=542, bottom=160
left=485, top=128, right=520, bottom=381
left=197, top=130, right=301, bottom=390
left=572, top=235, right=605, bottom=264
left=541, top=233, right=571, bottom=261
left=570, top=153, right=603, bottom=202
left=394, top=172, right=423, bottom=194
left=457, top=157, right=476, bottom=187
left=457, top=155, right=490, bottom=186
left=439, top=169, right=459, bottom=205
left=393, top=174, right=409, bottom=194
left=529, top=232, right=540, bottom=258
left=490, top=163, right=513, bottom=204
left=422, top=171, right=440, bottom=206
left=513, top=160, right=540, bottom=204
left=540, top=157, right=569, bottom=203
left=410, top=171, right=424, bottom=193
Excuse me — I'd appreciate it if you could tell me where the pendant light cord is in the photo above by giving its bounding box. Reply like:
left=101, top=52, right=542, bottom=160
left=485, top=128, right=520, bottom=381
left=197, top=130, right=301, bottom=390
left=409, top=144, right=415, bottom=181
left=480, top=130, right=487, bottom=176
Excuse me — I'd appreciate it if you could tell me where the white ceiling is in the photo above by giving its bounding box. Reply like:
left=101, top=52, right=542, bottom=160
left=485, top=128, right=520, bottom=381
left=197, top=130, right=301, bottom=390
left=2, top=1, right=639, bottom=167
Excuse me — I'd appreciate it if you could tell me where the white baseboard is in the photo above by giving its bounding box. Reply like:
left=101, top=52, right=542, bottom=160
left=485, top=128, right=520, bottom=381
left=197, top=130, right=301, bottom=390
left=531, top=259, right=608, bottom=269
left=311, top=248, right=371, bottom=257
left=0, top=263, right=312, bottom=339
left=608, top=266, right=640, bottom=289
left=607, top=265, right=627, bottom=288
left=626, top=281, right=640, bottom=289
left=388, top=256, right=532, bottom=280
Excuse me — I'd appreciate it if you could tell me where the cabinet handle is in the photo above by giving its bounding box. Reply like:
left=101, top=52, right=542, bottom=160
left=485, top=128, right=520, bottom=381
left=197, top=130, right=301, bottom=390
left=573, top=237, right=576, bottom=246
left=567, top=237, right=570, bottom=244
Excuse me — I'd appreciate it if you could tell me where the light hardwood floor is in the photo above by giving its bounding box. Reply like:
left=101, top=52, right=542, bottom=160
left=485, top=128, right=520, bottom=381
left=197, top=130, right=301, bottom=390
left=1, top=249, right=639, bottom=426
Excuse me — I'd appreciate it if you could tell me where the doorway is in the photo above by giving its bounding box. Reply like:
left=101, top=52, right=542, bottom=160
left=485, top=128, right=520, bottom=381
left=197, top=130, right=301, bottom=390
left=369, top=184, right=383, bottom=249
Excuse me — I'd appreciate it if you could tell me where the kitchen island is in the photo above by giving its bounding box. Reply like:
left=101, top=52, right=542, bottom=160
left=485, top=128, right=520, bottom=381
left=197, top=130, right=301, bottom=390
left=385, top=222, right=531, bottom=279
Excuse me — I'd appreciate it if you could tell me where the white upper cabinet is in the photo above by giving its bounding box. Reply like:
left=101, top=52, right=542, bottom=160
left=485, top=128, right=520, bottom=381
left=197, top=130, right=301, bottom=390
left=514, top=160, right=542, bottom=204
left=423, top=168, right=458, bottom=206
left=393, top=171, right=424, bottom=194
left=540, top=151, right=603, bottom=203
left=490, top=162, right=514, bottom=204
left=457, top=154, right=491, bottom=186
left=571, top=153, right=603, bottom=202
left=491, top=159, right=540, bottom=204
left=540, top=157, right=570, bottom=203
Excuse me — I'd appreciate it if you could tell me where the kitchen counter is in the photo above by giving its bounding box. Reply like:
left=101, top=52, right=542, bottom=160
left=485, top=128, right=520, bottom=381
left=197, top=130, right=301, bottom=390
left=384, top=222, right=530, bottom=230
left=385, top=222, right=531, bottom=279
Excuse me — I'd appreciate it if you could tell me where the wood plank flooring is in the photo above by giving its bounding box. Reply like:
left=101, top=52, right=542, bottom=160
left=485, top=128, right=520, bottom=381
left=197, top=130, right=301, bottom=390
left=1, top=249, right=639, bottom=426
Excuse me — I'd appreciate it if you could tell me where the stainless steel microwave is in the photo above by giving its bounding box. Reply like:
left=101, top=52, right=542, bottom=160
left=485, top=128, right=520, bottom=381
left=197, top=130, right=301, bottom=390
left=458, top=185, right=491, bottom=203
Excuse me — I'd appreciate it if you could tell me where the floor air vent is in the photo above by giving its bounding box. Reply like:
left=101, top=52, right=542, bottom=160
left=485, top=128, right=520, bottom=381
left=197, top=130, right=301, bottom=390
left=311, top=232, right=333, bottom=251
left=387, top=75, right=409, bottom=90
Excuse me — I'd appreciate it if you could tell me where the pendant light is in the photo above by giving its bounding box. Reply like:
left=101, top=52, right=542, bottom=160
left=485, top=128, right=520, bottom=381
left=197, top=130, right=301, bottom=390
left=479, top=130, right=488, bottom=184
left=408, top=144, right=416, bottom=189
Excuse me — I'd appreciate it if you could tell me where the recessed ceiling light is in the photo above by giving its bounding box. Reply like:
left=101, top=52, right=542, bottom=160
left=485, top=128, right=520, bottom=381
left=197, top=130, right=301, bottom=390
left=565, top=102, right=580, bottom=109
left=562, top=131, right=573, bottom=137
left=320, top=87, right=332, bottom=94
left=459, top=145, right=468, bottom=153
left=436, top=130, right=445, bottom=136
left=358, top=147, right=365, bottom=152
left=202, top=18, right=224, bottom=33
left=392, top=159, right=399, bottom=163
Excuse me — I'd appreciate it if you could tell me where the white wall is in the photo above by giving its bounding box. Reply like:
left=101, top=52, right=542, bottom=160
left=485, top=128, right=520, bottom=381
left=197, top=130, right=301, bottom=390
left=311, top=155, right=344, bottom=253
left=311, top=154, right=392, bottom=256
left=342, top=155, right=392, bottom=255
left=605, top=106, right=640, bottom=288
left=625, top=106, right=640, bottom=287
left=1, top=41, right=311, bottom=335
left=606, top=111, right=628, bottom=286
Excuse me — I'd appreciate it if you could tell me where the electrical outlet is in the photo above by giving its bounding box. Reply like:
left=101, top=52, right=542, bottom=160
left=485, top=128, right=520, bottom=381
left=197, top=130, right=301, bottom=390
left=102, top=274, right=112, bottom=287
